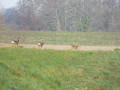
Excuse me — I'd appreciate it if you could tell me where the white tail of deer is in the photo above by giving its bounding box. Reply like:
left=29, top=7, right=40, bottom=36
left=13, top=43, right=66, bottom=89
left=38, top=42, right=44, bottom=48
left=11, top=38, right=20, bottom=46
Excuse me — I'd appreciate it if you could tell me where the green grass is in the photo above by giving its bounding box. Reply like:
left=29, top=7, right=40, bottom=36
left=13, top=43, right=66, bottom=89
left=0, top=30, right=120, bottom=45
left=0, top=47, right=120, bottom=90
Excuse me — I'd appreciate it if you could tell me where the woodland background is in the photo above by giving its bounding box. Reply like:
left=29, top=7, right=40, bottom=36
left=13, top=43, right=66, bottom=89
left=0, top=0, right=120, bottom=32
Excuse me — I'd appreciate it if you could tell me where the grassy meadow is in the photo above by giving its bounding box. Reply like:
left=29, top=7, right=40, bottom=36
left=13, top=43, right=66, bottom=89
left=0, top=47, right=120, bottom=90
left=0, top=30, right=120, bottom=45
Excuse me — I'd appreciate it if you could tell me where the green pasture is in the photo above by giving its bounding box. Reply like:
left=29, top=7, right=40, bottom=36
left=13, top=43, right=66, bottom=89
left=0, top=47, right=120, bottom=90
left=0, top=30, right=120, bottom=45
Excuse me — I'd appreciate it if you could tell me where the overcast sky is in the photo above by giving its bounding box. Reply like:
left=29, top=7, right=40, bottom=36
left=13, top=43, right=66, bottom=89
left=0, top=0, right=19, bottom=9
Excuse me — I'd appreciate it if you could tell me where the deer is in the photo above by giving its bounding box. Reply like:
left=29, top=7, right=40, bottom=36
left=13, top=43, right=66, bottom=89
left=38, top=42, right=44, bottom=48
left=71, top=44, right=80, bottom=49
left=11, top=38, right=20, bottom=46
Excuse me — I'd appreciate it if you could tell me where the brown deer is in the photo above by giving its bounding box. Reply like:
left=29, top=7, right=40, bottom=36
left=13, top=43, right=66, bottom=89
left=11, top=38, right=20, bottom=46
left=38, top=42, right=44, bottom=48
left=71, top=44, right=80, bottom=49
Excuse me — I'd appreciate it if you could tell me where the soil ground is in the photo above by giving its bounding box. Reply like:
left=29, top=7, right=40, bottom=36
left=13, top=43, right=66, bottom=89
left=0, top=43, right=120, bottom=51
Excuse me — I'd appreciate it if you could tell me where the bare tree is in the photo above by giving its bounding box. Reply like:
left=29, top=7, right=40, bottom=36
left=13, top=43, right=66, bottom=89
left=2, top=0, right=120, bottom=32
left=0, top=2, right=5, bottom=30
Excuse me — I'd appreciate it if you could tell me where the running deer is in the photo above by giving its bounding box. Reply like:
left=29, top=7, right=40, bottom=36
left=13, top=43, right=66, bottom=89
left=38, top=42, right=44, bottom=48
left=11, top=38, right=20, bottom=46
left=71, top=44, right=80, bottom=49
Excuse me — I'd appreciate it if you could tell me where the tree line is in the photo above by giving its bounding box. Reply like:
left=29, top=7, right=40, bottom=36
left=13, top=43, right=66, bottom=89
left=1, top=0, right=120, bottom=32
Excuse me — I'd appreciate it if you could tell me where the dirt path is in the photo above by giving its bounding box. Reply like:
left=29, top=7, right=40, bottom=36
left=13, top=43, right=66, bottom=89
left=0, top=43, right=120, bottom=51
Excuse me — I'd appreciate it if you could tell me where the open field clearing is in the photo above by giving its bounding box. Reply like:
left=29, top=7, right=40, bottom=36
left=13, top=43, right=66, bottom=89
left=0, top=43, right=120, bottom=51
left=0, top=31, right=120, bottom=46
left=0, top=1, right=120, bottom=90
left=0, top=48, right=120, bottom=90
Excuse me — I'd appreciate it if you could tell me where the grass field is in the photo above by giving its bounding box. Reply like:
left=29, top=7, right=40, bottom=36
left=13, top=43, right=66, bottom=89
left=0, top=47, right=120, bottom=90
left=0, top=30, right=120, bottom=46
